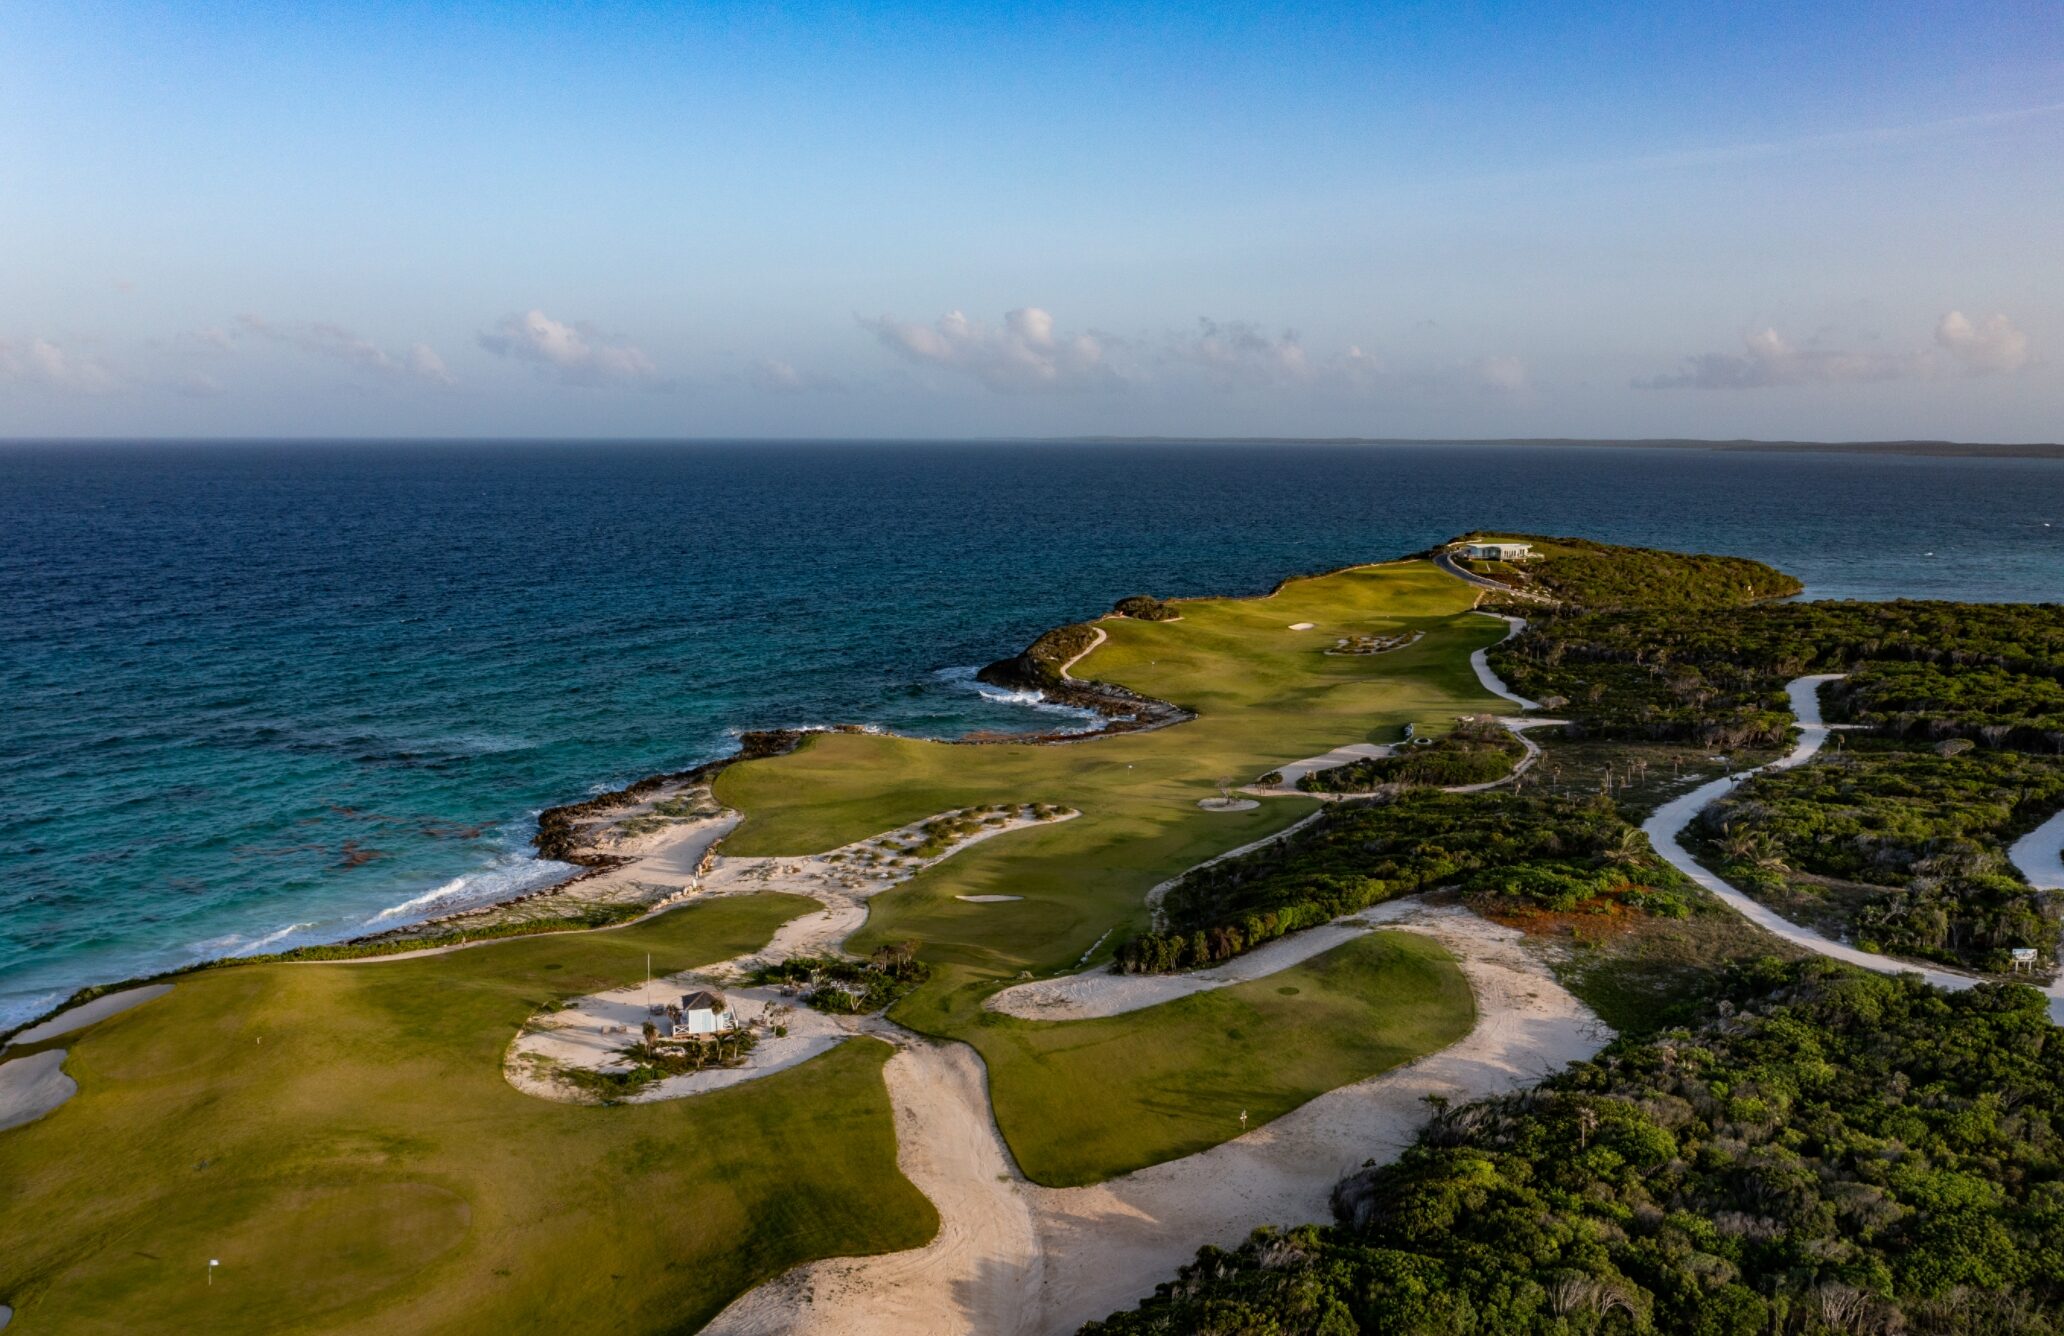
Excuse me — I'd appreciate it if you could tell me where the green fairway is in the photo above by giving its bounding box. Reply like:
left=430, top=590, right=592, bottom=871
left=716, top=560, right=1500, bottom=975
left=2, top=556, right=1508, bottom=1332
left=978, top=931, right=1475, bottom=1186
left=713, top=559, right=1505, bottom=1172
left=0, top=895, right=935, bottom=1335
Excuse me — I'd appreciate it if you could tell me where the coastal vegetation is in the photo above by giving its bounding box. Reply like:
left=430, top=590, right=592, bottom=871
left=1464, top=533, right=1803, bottom=609
left=1088, top=959, right=2064, bottom=1335
left=1297, top=715, right=1524, bottom=792
left=1492, top=600, right=2064, bottom=750
left=1112, top=594, right=1181, bottom=621
left=1693, top=741, right=2064, bottom=971
left=0, top=894, right=936, bottom=1333
left=980, top=931, right=1474, bottom=1187
left=1118, top=791, right=1690, bottom=975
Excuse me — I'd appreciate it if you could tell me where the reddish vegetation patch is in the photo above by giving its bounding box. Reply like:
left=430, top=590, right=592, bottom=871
left=1474, top=890, right=1644, bottom=941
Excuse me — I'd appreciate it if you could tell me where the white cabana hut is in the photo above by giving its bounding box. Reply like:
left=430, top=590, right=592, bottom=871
left=673, top=989, right=736, bottom=1037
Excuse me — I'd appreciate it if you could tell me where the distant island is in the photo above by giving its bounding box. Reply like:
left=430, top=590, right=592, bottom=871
left=5, top=534, right=2064, bottom=1334
left=1051, top=436, right=2064, bottom=459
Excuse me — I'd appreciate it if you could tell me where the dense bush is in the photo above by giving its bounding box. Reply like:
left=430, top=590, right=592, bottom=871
left=1116, top=791, right=1687, bottom=974
left=1300, top=717, right=1524, bottom=792
left=1112, top=595, right=1180, bottom=621
left=1695, top=743, right=2064, bottom=971
left=1465, top=533, right=1803, bottom=609
left=1088, top=959, right=2064, bottom=1335
left=1493, top=599, right=2064, bottom=751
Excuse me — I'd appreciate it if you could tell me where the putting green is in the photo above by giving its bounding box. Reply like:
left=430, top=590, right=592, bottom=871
left=0, top=895, right=934, bottom=1334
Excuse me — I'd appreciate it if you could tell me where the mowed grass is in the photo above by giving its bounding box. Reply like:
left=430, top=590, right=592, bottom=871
left=978, top=932, right=1475, bottom=1186
left=0, top=894, right=934, bottom=1335
left=716, top=560, right=1500, bottom=977
left=712, top=559, right=1507, bottom=1177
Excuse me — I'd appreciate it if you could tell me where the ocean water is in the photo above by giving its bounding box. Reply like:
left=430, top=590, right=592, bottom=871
left=3, top=440, right=2061, bottom=1026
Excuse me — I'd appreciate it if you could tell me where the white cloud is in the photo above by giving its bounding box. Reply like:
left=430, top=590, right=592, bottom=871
left=1471, top=355, right=1530, bottom=392
left=1175, top=318, right=1314, bottom=387
left=478, top=309, right=661, bottom=387
left=0, top=336, right=118, bottom=393
left=747, top=358, right=844, bottom=394
left=1935, top=310, right=2029, bottom=374
left=239, top=315, right=455, bottom=386
left=1643, top=312, right=2031, bottom=390
left=862, top=307, right=1118, bottom=392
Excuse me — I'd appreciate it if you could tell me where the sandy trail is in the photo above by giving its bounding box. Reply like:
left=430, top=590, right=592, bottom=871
left=1026, top=907, right=1599, bottom=1332
left=1056, top=626, right=1108, bottom=680
left=2011, top=808, right=2064, bottom=894
left=0, top=1049, right=77, bottom=1132
left=1244, top=716, right=1565, bottom=801
left=709, top=906, right=1599, bottom=1335
left=1143, top=810, right=1328, bottom=921
left=1641, top=675, right=2054, bottom=1007
left=1264, top=741, right=1394, bottom=790
left=1469, top=611, right=1541, bottom=709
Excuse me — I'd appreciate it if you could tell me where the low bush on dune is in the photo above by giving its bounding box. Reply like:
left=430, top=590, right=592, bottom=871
left=750, top=941, right=931, bottom=1014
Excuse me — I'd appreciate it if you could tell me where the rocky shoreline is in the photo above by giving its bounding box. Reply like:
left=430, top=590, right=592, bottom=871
left=0, top=566, right=1363, bottom=1041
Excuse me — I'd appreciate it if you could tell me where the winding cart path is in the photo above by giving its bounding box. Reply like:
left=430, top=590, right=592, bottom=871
left=1642, top=674, right=2064, bottom=1021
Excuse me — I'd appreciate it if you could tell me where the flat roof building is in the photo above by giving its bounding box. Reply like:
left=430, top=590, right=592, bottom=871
left=1460, top=540, right=1535, bottom=561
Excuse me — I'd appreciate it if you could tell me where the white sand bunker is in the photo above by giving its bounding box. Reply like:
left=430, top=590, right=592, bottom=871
left=509, top=803, right=1078, bottom=1103
left=0, top=1049, right=77, bottom=1132
left=1197, top=797, right=1259, bottom=812
left=708, top=905, right=1606, bottom=1336
left=956, top=894, right=1024, bottom=903
left=1287, top=622, right=1315, bottom=630
left=6, top=983, right=172, bottom=1049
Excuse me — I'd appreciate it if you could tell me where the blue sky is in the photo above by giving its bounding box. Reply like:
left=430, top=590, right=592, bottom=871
left=2, top=1, right=2058, bottom=439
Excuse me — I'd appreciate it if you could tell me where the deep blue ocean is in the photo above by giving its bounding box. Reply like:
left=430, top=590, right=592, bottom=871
left=3, top=441, right=2061, bottom=1027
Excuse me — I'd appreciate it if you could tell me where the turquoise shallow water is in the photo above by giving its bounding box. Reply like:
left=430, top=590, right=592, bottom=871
left=2, top=440, right=2060, bottom=1026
